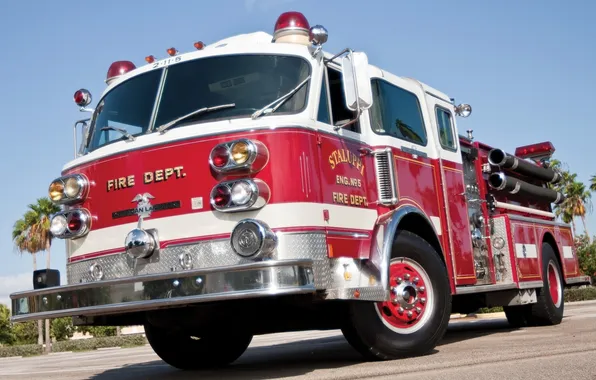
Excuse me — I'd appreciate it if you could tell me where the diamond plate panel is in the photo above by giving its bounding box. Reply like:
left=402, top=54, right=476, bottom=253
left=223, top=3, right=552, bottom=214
left=490, top=216, right=514, bottom=284
left=68, top=233, right=330, bottom=287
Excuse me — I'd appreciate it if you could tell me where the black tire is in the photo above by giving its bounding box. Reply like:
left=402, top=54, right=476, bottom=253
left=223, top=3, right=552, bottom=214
left=144, top=322, right=253, bottom=370
left=341, top=230, right=452, bottom=360
left=526, top=243, right=565, bottom=326
left=503, top=304, right=531, bottom=327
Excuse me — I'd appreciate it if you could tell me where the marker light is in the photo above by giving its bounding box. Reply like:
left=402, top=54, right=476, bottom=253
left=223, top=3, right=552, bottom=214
left=167, top=48, right=177, bottom=56
left=73, top=89, right=92, bottom=107
left=273, top=11, right=311, bottom=45
left=210, top=179, right=270, bottom=213
left=514, top=141, right=556, bottom=160
left=106, top=61, right=136, bottom=85
left=209, top=139, right=269, bottom=174
left=145, top=55, right=155, bottom=63
left=210, top=145, right=230, bottom=168
left=48, top=174, right=89, bottom=205
left=50, top=209, right=91, bottom=239
left=194, top=41, right=205, bottom=50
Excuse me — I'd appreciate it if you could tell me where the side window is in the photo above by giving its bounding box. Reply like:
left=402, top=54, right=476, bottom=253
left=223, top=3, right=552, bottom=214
left=369, top=79, right=427, bottom=146
left=435, top=107, right=456, bottom=150
left=327, top=67, right=360, bottom=133
left=317, top=74, right=331, bottom=124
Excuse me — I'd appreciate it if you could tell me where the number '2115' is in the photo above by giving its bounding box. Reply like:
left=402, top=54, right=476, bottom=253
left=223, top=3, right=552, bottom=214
left=152, top=56, right=182, bottom=68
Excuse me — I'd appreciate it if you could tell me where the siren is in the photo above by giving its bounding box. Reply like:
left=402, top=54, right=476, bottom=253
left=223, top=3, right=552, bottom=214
left=272, top=11, right=311, bottom=45
left=106, top=61, right=136, bottom=85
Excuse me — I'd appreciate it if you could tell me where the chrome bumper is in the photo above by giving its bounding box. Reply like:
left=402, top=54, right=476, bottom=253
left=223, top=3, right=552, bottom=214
left=10, top=259, right=315, bottom=322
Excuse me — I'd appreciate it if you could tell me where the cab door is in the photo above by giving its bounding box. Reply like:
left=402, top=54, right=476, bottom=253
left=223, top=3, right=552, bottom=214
left=424, top=94, right=478, bottom=286
left=314, top=64, right=377, bottom=259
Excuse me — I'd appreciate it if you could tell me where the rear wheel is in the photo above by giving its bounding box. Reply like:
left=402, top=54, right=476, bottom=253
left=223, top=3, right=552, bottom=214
left=503, top=243, right=564, bottom=328
left=526, top=243, right=564, bottom=326
left=144, top=322, right=253, bottom=370
left=341, top=230, right=451, bottom=360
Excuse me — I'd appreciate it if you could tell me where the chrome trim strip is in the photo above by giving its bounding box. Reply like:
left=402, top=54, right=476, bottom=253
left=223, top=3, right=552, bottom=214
left=455, top=283, right=517, bottom=294
left=566, top=276, right=592, bottom=285
left=11, top=259, right=315, bottom=322
left=518, top=280, right=544, bottom=289
left=507, top=213, right=570, bottom=228
left=494, top=201, right=556, bottom=219
left=326, top=230, right=370, bottom=239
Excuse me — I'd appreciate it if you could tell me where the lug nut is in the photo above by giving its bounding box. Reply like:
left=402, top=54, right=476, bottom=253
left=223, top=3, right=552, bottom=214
left=413, top=277, right=419, bottom=284
left=404, top=274, right=410, bottom=280
left=398, top=307, right=404, bottom=314
left=416, top=307, right=422, bottom=313
left=396, top=277, right=402, bottom=283
left=420, top=297, right=426, bottom=304
left=407, top=311, right=413, bottom=318
left=418, top=286, right=425, bottom=293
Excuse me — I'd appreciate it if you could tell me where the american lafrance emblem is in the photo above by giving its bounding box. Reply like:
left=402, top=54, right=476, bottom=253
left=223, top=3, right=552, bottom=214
left=132, top=193, right=155, bottom=226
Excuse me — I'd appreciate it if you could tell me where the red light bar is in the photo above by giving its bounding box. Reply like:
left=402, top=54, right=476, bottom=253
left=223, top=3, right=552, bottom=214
left=514, top=141, right=556, bottom=160
left=106, top=61, right=136, bottom=84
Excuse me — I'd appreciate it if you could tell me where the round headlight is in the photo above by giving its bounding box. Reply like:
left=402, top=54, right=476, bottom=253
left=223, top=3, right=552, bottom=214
left=50, top=214, right=67, bottom=236
left=231, top=181, right=253, bottom=205
left=49, top=181, right=64, bottom=202
left=231, top=141, right=250, bottom=164
left=64, top=177, right=82, bottom=198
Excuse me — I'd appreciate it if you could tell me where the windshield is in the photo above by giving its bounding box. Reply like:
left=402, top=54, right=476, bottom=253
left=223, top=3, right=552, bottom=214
left=87, top=54, right=311, bottom=152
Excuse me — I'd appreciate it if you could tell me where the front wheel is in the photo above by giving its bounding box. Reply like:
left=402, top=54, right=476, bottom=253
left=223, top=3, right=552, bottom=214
left=341, top=230, right=452, bottom=360
left=144, top=322, right=253, bottom=370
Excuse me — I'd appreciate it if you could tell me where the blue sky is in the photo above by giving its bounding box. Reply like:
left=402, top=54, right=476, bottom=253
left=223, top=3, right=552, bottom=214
left=1, top=0, right=595, bottom=305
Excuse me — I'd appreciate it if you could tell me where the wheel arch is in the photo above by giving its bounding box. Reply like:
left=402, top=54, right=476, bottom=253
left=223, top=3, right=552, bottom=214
left=542, top=231, right=565, bottom=283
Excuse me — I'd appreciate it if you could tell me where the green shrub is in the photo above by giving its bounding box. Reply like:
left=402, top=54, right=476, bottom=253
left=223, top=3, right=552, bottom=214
left=0, top=344, right=42, bottom=358
left=51, top=317, right=74, bottom=342
left=0, top=334, right=147, bottom=358
left=12, top=321, right=38, bottom=345
left=0, top=305, right=16, bottom=346
left=53, top=334, right=147, bottom=352
left=564, top=286, right=596, bottom=302
left=76, top=325, right=118, bottom=337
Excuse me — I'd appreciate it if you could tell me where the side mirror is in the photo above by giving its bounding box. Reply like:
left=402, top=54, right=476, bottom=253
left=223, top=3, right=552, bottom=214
left=341, top=51, right=373, bottom=112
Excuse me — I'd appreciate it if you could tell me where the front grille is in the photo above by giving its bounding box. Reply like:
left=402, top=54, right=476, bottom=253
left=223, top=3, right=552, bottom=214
left=374, top=148, right=398, bottom=205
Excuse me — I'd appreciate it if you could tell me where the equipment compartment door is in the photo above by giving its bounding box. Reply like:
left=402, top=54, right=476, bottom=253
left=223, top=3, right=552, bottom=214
left=425, top=97, right=479, bottom=286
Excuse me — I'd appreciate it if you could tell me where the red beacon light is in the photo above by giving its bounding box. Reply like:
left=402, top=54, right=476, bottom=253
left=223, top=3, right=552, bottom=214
left=167, top=47, right=177, bottom=56
left=194, top=41, right=205, bottom=50
left=514, top=141, right=556, bottom=161
left=73, top=89, right=92, bottom=108
left=273, top=11, right=311, bottom=45
left=106, top=60, right=136, bottom=85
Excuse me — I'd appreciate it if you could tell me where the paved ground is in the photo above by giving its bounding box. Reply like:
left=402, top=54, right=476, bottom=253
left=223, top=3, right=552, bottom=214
left=1, top=301, right=596, bottom=380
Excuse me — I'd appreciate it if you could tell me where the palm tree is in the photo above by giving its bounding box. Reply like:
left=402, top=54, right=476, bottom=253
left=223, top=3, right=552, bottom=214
left=11, top=197, right=61, bottom=352
left=12, top=215, right=44, bottom=346
left=565, top=181, right=592, bottom=241
left=590, top=175, right=596, bottom=192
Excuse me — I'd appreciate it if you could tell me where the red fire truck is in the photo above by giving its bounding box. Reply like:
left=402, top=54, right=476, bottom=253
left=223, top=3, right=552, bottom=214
left=11, top=11, right=591, bottom=369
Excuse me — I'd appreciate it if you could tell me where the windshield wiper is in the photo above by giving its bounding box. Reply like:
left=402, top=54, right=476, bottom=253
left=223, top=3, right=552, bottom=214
left=156, top=103, right=236, bottom=134
left=100, top=126, right=136, bottom=141
left=251, top=76, right=311, bottom=120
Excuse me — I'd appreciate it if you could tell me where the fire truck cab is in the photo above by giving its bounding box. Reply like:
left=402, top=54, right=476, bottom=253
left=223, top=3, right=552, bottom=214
left=11, top=11, right=590, bottom=369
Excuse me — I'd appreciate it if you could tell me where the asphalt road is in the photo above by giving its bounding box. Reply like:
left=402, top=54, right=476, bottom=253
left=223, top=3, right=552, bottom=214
left=2, top=301, right=596, bottom=380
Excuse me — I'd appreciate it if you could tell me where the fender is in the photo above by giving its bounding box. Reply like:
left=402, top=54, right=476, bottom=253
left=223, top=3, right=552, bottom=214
left=369, top=205, right=441, bottom=292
